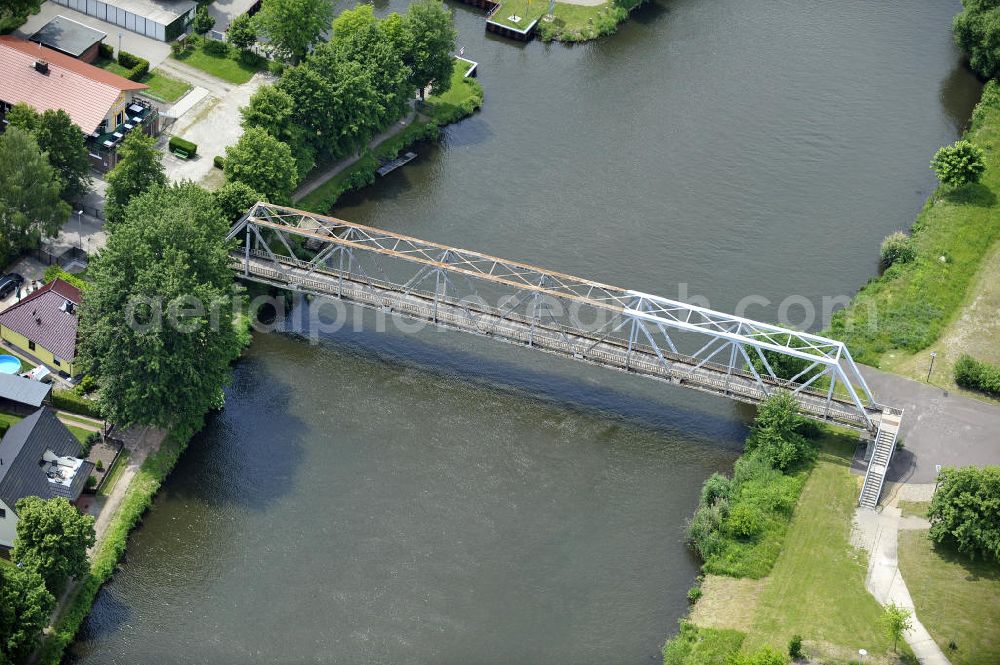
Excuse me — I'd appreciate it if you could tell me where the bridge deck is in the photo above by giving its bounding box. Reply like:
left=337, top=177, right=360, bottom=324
left=234, top=253, right=881, bottom=433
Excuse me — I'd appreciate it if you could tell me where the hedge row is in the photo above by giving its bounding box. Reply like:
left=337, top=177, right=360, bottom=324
left=51, top=389, right=102, bottom=419
left=44, top=265, right=87, bottom=290
left=954, top=354, right=1000, bottom=397
left=169, top=136, right=198, bottom=156
left=98, top=42, right=114, bottom=60
left=117, top=50, right=149, bottom=82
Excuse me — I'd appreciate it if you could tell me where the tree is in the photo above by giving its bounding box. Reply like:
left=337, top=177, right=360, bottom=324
left=744, top=391, right=814, bottom=472
left=34, top=109, right=93, bottom=200
left=78, top=183, right=244, bottom=432
left=404, top=0, right=457, bottom=97
left=254, top=0, right=332, bottom=63
left=224, top=127, right=298, bottom=203
left=928, top=465, right=1000, bottom=560
left=214, top=181, right=267, bottom=222
left=12, top=496, right=95, bottom=594
left=0, top=127, right=70, bottom=264
left=0, top=563, right=53, bottom=663
left=193, top=5, right=215, bottom=34
left=931, top=139, right=986, bottom=187
left=880, top=603, right=912, bottom=652
left=227, top=12, right=256, bottom=51
left=104, top=130, right=166, bottom=227
left=242, top=84, right=296, bottom=139
left=954, top=0, right=1000, bottom=80
left=3, top=102, right=38, bottom=132
left=0, top=0, right=42, bottom=32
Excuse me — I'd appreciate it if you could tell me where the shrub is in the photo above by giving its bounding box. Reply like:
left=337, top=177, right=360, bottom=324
left=169, top=136, right=198, bottom=156
left=51, top=389, right=102, bottom=419
left=85, top=475, right=97, bottom=489
left=117, top=50, right=149, bottom=82
left=954, top=354, right=1000, bottom=397
left=98, top=42, right=114, bottom=60
left=745, top=392, right=815, bottom=472
left=95, top=459, right=104, bottom=471
left=879, top=231, right=916, bottom=269
left=731, top=646, right=787, bottom=665
left=931, top=140, right=986, bottom=187
left=44, top=265, right=86, bottom=289
left=727, top=502, right=765, bottom=537
left=788, top=634, right=802, bottom=659
left=192, top=5, right=215, bottom=34
left=214, top=155, right=225, bottom=170
left=700, top=472, right=732, bottom=506
left=686, top=585, right=702, bottom=603
left=928, top=465, right=1000, bottom=561
left=203, top=38, right=230, bottom=57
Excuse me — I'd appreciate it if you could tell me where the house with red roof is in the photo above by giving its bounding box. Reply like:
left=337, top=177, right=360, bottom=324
left=0, top=35, right=159, bottom=171
left=0, top=279, right=82, bottom=378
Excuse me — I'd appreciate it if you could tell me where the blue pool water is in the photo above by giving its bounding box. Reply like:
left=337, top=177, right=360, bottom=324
left=0, top=355, right=22, bottom=375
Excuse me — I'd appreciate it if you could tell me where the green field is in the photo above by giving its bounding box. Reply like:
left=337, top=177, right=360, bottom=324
left=97, top=59, right=192, bottom=103
left=898, top=530, right=1000, bottom=665
left=744, top=433, right=899, bottom=661
left=173, top=45, right=262, bottom=85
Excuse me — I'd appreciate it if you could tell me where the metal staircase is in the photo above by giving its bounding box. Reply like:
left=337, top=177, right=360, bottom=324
left=858, top=407, right=903, bottom=509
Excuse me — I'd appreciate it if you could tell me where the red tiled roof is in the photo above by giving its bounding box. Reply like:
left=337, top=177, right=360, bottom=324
left=0, top=35, right=147, bottom=134
left=0, top=279, right=81, bottom=361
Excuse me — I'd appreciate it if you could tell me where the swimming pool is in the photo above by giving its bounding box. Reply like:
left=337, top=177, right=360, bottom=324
left=0, top=355, right=22, bottom=375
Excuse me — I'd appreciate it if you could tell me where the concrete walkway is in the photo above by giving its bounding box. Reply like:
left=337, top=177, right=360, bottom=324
left=853, top=498, right=950, bottom=664
left=859, top=365, right=1000, bottom=483
left=292, top=101, right=419, bottom=203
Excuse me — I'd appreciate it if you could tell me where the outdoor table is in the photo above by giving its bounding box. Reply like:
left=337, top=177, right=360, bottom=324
left=113, top=132, right=123, bottom=139
left=129, top=104, right=144, bottom=114
left=124, top=123, right=134, bottom=130
left=103, top=140, right=114, bottom=148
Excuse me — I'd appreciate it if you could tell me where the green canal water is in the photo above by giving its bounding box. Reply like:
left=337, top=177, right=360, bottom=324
left=71, top=0, right=980, bottom=663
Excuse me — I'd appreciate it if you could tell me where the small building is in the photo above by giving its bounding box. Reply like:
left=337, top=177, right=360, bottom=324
left=0, top=407, right=94, bottom=548
left=0, top=373, right=52, bottom=416
left=0, top=35, right=159, bottom=171
left=47, top=0, right=196, bottom=42
left=0, top=279, right=81, bottom=379
left=29, top=15, right=107, bottom=63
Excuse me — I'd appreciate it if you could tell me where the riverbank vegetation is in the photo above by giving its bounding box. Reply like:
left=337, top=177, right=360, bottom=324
left=825, top=81, right=1000, bottom=369
left=667, top=394, right=910, bottom=663
left=954, top=0, right=1000, bottom=81
left=537, top=1, right=635, bottom=43
left=295, top=58, right=483, bottom=213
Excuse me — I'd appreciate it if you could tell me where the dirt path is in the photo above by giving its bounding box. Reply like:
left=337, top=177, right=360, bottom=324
left=292, top=102, right=419, bottom=203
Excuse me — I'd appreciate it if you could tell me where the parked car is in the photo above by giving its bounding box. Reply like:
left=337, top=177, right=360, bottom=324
left=0, top=273, right=24, bottom=299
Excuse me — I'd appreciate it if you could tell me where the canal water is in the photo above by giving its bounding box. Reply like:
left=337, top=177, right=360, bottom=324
left=71, top=0, right=979, bottom=663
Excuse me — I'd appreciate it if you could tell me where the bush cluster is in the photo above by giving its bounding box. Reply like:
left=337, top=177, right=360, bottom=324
left=44, top=264, right=86, bottom=289
left=51, top=389, right=102, bottom=419
left=203, top=38, right=230, bottom=57
left=687, top=392, right=815, bottom=578
left=928, top=465, right=1000, bottom=562
left=879, top=231, right=916, bottom=269
left=98, top=42, right=114, bottom=60
left=117, top=50, right=149, bottom=82
left=954, top=354, right=1000, bottom=397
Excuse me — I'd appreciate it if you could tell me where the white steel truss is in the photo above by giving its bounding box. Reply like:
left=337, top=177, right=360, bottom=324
left=228, top=203, right=886, bottom=432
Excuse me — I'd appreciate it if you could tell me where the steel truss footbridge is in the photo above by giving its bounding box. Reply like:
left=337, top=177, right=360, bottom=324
left=228, top=203, right=902, bottom=507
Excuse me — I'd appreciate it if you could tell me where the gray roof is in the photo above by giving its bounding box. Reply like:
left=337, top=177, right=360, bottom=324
left=29, top=16, right=106, bottom=58
left=0, top=373, right=52, bottom=408
left=0, top=407, right=91, bottom=515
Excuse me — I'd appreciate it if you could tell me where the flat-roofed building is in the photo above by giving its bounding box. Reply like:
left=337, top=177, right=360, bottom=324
left=48, top=0, right=196, bottom=42
left=29, top=15, right=107, bottom=63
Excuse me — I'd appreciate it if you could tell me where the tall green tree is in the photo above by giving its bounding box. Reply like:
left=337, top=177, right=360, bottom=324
left=214, top=181, right=267, bottom=222
left=240, top=85, right=314, bottom=177
left=224, top=127, right=298, bottom=204
left=0, top=564, right=53, bottom=663
left=0, top=0, right=42, bottom=32
left=744, top=391, right=815, bottom=472
left=254, top=0, right=332, bottom=63
left=954, top=0, right=1000, bottom=80
left=12, top=496, right=95, bottom=594
left=104, top=130, right=167, bottom=227
left=0, top=127, right=70, bottom=264
left=404, top=0, right=457, bottom=97
left=928, top=465, right=1000, bottom=560
left=78, top=183, right=244, bottom=432
left=227, top=12, right=257, bottom=51
left=3, top=102, right=38, bottom=132
left=35, top=109, right=93, bottom=200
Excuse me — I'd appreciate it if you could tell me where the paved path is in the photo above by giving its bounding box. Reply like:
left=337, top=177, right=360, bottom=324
left=859, top=365, right=1000, bottom=483
left=292, top=102, right=419, bottom=203
left=853, top=502, right=950, bottom=665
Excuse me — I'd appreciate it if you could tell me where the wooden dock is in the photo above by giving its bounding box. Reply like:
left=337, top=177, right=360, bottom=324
left=376, top=152, right=417, bottom=177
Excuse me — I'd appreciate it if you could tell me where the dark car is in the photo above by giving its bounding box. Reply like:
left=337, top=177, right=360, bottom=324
left=0, top=273, right=25, bottom=299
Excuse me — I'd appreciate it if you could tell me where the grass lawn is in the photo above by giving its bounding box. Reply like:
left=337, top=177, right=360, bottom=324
left=898, top=530, right=1000, bottom=665
left=425, top=59, right=485, bottom=126
left=488, top=0, right=546, bottom=30
left=537, top=2, right=629, bottom=42
left=98, top=448, right=130, bottom=497
left=173, top=45, right=261, bottom=85
left=898, top=500, right=930, bottom=518
left=96, top=58, right=192, bottom=103
left=66, top=424, right=92, bottom=445
left=744, top=431, right=904, bottom=662
left=826, top=82, right=1000, bottom=369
